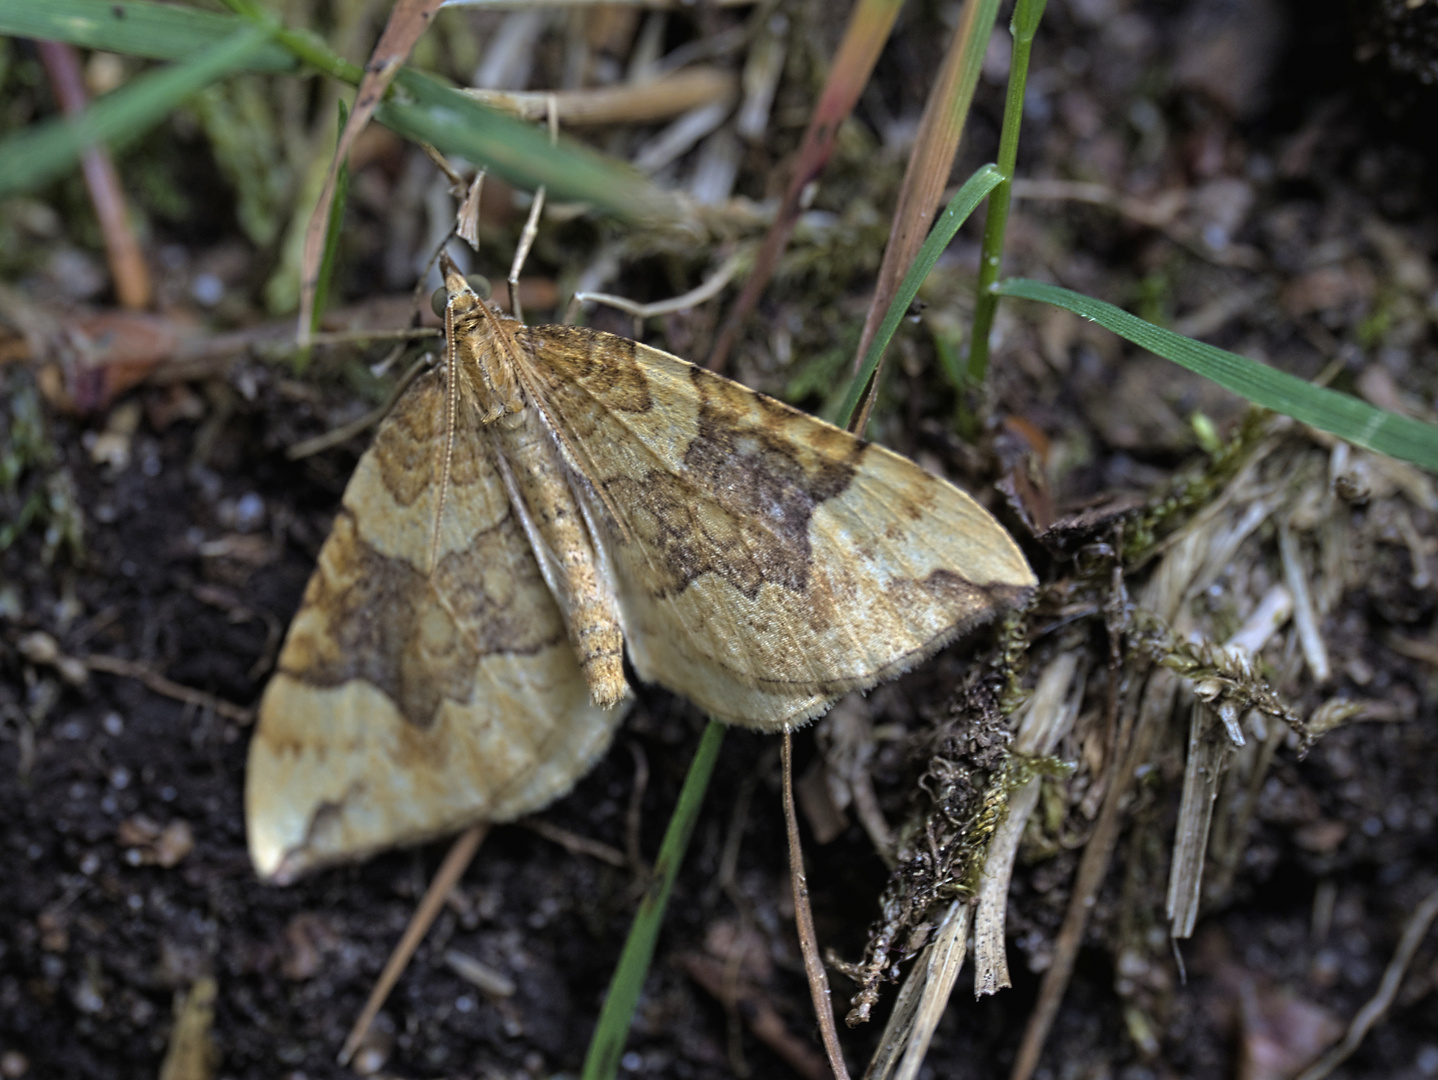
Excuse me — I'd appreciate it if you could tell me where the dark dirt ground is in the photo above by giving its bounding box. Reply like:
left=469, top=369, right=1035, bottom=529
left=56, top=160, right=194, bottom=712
left=3, top=1, right=1438, bottom=1078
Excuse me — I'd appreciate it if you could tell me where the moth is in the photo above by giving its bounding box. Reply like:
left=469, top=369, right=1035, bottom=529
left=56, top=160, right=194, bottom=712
left=246, top=260, right=1036, bottom=883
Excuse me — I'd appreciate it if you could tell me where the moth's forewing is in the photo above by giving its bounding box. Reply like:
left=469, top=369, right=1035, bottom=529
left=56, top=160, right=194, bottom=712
left=520, top=326, right=1037, bottom=730
left=245, top=370, right=628, bottom=883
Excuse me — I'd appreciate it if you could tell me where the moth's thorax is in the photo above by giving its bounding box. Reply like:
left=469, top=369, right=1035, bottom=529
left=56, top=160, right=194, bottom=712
left=447, top=295, right=526, bottom=422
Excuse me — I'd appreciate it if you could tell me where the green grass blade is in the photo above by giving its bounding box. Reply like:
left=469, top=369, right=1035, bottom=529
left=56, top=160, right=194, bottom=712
left=0, top=0, right=295, bottom=71
left=994, top=277, right=1438, bottom=472
left=965, top=0, right=1048, bottom=388
left=299, top=98, right=352, bottom=370
left=0, top=26, right=272, bottom=197
left=837, top=164, right=1004, bottom=431
left=0, top=0, right=673, bottom=221
left=215, top=0, right=671, bottom=220
left=581, top=720, right=725, bottom=1080
left=383, top=69, right=675, bottom=222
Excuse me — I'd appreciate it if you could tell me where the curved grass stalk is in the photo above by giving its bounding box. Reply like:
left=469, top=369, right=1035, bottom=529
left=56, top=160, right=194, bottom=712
left=994, top=278, right=1438, bottom=472
left=580, top=720, right=725, bottom=1080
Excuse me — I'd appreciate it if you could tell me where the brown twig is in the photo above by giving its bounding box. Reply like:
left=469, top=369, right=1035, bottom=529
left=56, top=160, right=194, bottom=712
left=782, top=731, right=849, bottom=1080
left=338, top=823, right=488, bottom=1066
left=849, top=0, right=999, bottom=431
left=1009, top=669, right=1176, bottom=1080
left=706, top=0, right=903, bottom=373
left=624, top=741, right=650, bottom=877
left=84, top=654, right=252, bottom=724
left=298, top=0, right=444, bottom=344
left=522, top=819, right=630, bottom=870
left=1295, top=884, right=1438, bottom=1080
left=466, top=67, right=738, bottom=126
left=36, top=42, right=152, bottom=311
left=683, top=953, right=831, bottom=1080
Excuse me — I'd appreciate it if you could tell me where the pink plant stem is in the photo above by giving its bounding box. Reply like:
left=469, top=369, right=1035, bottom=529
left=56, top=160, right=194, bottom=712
left=37, top=40, right=153, bottom=311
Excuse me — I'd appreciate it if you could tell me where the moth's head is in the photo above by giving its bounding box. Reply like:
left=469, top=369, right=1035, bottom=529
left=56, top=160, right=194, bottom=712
left=435, top=253, right=493, bottom=320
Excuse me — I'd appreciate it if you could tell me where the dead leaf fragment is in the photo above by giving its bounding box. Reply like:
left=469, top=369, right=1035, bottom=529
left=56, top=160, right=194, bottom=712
left=1280, top=264, right=1375, bottom=318
left=1239, top=980, right=1342, bottom=1080
left=16, top=632, right=88, bottom=686
left=116, top=816, right=194, bottom=868
left=280, top=913, right=341, bottom=981
left=37, top=910, right=69, bottom=953
left=1293, top=819, right=1347, bottom=855
left=86, top=400, right=142, bottom=469
left=158, top=976, right=218, bottom=1080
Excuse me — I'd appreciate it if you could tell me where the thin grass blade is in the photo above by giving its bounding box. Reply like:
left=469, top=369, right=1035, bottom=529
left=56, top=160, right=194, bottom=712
left=580, top=720, right=725, bottom=1080
left=383, top=70, right=674, bottom=223
left=299, top=98, right=352, bottom=370
left=965, top=0, right=1049, bottom=391
left=850, top=0, right=1002, bottom=427
left=215, top=0, right=673, bottom=222
left=0, top=26, right=272, bottom=198
left=836, top=164, right=1003, bottom=432
left=3, top=0, right=672, bottom=223
left=994, top=277, right=1438, bottom=472
left=0, top=0, right=295, bottom=70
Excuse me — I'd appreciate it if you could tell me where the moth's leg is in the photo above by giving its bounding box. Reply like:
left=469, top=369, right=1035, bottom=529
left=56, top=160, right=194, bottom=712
left=508, top=93, right=559, bottom=325
left=285, top=352, right=435, bottom=461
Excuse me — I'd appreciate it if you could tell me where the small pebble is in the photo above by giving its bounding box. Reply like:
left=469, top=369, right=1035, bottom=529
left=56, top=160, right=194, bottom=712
left=1416, top=1045, right=1438, bottom=1076
left=233, top=492, right=266, bottom=533
left=191, top=273, right=224, bottom=307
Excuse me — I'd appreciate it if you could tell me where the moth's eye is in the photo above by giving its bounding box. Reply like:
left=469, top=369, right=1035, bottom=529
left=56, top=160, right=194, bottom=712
left=466, top=274, right=492, bottom=300
left=430, top=286, right=448, bottom=318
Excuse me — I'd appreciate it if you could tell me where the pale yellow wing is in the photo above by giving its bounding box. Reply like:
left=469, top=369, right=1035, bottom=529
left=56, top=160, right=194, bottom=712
left=519, top=326, right=1036, bottom=731
left=245, top=368, right=628, bottom=883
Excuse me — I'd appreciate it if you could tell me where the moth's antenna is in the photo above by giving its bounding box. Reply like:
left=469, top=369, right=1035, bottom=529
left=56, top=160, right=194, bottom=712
left=431, top=292, right=461, bottom=579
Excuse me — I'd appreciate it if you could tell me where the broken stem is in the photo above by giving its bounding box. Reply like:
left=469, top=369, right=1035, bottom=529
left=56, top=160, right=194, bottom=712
left=1009, top=666, right=1174, bottom=1080
left=338, top=823, right=488, bottom=1066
